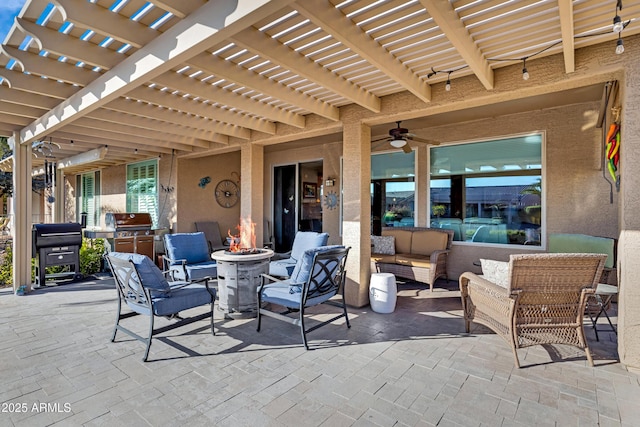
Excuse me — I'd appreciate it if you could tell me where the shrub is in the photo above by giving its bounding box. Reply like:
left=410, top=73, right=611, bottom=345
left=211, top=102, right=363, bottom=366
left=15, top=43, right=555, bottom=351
left=80, top=238, right=106, bottom=276
left=0, top=243, right=12, bottom=286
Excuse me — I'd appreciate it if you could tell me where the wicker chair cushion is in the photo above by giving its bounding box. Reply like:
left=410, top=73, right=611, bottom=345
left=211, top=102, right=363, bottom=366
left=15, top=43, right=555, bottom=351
left=410, top=230, right=449, bottom=255
left=371, top=235, right=395, bottom=255
left=394, top=255, right=432, bottom=268
left=480, top=258, right=509, bottom=288
left=382, top=229, right=412, bottom=254
left=371, top=254, right=396, bottom=264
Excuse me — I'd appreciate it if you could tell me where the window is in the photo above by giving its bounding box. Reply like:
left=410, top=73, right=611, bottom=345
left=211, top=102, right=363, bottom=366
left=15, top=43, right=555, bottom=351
left=126, top=159, right=158, bottom=227
left=430, top=134, right=543, bottom=246
left=371, top=151, right=415, bottom=234
left=77, top=171, right=101, bottom=228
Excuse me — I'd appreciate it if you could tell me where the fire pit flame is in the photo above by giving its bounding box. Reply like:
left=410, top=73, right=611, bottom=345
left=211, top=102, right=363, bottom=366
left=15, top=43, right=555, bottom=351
left=227, top=216, right=258, bottom=254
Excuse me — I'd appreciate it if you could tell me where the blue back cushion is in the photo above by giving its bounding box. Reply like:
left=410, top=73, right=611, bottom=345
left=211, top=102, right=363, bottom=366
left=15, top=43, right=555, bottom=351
left=289, top=245, right=344, bottom=292
left=290, top=232, right=329, bottom=261
left=108, top=252, right=171, bottom=297
left=164, top=232, right=210, bottom=265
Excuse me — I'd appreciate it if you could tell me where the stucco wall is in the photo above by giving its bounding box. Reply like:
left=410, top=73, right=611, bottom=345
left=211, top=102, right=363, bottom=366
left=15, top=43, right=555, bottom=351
left=175, top=151, right=241, bottom=237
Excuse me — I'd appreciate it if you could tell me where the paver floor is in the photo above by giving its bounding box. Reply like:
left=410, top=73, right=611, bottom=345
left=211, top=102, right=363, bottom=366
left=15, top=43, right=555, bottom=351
left=0, top=277, right=637, bottom=426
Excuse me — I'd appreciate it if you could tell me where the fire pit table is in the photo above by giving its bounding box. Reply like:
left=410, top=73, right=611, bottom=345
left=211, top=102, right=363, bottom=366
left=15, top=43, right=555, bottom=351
left=212, top=248, right=274, bottom=318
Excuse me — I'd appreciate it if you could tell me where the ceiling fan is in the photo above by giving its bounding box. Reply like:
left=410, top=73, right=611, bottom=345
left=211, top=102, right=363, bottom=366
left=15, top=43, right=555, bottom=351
left=372, top=121, right=439, bottom=153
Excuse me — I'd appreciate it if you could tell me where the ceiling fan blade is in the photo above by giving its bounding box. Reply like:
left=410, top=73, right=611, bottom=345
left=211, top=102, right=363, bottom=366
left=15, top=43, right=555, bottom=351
left=371, top=140, right=387, bottom=150
left=402, top=143, right=412, bottom=153
left=409, top=135, right=440, bottom=145
left=371, top=136, right=390, bottom=143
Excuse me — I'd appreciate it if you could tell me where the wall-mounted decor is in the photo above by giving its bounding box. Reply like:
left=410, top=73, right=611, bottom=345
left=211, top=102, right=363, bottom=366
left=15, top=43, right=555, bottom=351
left=303, top=182, right=317, bottom=199
left=324, top=191, right=339, bottom=210
left=215, top=179, right=239, bottom=208
left=199, top=176, right=211, bottom=188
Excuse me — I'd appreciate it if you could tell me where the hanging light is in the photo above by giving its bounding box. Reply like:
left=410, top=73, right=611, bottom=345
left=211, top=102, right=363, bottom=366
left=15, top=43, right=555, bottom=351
left=616, top=35, right=625, bottom=54
left=522, top=58, right=530, bottom=81
left=613, top=15, right=623, bottom=33
left=389, top=138, right=407, bottom=148
left=445, top=71, right=451, bottom=91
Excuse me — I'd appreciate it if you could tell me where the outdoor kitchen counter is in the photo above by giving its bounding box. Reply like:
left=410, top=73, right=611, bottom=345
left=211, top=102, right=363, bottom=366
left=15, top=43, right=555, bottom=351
left=212, top=249, right=274, bottom=318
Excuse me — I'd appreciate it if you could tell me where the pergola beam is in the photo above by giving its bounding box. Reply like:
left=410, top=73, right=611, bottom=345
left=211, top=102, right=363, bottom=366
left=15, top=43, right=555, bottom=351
left=186, top=53, right=340, bottom=121
left=232, top=27, right=381, bottom=112
left=418, top=0, right=494, bottom=90
left=50, top=0, right=156, bottom=49
left=295, top=1, right=431, bottom=103
left=16, top=18, right=121, bottom=70
left=152, top=72, right=306, bottom=128
left=20, top=0, right=296, bottom=145
left=104, top=98, right=251, bottom=140
left=127, top=85, right=276, bottom=134
left=558, top=0, right=575, bottom=73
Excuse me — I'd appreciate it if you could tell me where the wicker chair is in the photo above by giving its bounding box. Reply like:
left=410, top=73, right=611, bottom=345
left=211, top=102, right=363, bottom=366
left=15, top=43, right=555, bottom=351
left=459, top=253, right=606, bottom=368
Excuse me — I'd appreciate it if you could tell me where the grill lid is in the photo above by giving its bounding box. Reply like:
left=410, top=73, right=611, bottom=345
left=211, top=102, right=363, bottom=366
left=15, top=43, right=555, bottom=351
left=105, top=212, right=153, bottom=230
left=32, top=223, right=83, bottom=250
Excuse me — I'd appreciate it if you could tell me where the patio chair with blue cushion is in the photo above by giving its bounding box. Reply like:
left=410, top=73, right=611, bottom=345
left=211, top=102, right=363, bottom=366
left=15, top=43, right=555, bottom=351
left=195, top=221, right=227, bottom=252
left=105, top=252, right=216, bottom=362
left=268, top=231, right=329, bottom=278
left=163, top=232, right=217, bottom=281
left=257, top=245, right=350, bottom=349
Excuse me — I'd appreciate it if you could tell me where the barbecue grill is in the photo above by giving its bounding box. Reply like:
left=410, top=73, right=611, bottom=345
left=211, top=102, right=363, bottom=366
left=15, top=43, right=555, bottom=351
left=32, top=223, right=83, bottom=287
left=105, top=212, right=155, bottom=259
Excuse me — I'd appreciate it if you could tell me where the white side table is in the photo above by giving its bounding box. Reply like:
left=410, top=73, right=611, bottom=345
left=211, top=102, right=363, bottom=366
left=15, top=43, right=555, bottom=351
left=586, top=283, right=618, bottom=341
left=370, top=273, right=397, bottom=314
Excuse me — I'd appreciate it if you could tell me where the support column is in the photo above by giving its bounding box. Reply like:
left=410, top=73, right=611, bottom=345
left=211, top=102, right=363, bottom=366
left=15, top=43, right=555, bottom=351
left=240, top=143, right=265, bottom=245
left=618, top=62, right=640, bottom=372
left=415, top=145, right=429, bottom=227
left=342, top=121, right=371, bottom=307
left=11, top=132, right=33, bottom=293
left=53, top=169, right=65, bottom=222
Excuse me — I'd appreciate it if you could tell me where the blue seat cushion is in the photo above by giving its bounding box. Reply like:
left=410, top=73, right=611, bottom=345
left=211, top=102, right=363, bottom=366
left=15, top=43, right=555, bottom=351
left=185, top=262, right=217, bottom=281
left=170, top=261, right=217, bottom=281
left=165, top=232, right=210, bottom=265
left=260, top=281, right=333, bottom=309
left=109, top=252, right=171, bottom=297
left=151, top=283, right=214, bottom=317
left=268, top=258, right=297, bottom=277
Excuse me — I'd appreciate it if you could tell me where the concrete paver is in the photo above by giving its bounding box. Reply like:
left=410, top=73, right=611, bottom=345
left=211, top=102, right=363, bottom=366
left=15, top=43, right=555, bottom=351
left=0, top=277, right=636, bottom=426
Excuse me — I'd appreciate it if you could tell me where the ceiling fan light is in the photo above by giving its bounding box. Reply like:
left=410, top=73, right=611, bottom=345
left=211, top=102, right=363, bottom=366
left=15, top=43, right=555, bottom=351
left=389, top=138, right=407, bottom=148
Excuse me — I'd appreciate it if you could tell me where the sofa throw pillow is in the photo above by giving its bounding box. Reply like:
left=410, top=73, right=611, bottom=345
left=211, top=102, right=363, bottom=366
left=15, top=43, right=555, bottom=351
left=479, top=258, right=509, bottom=289
left=371, top=235, right=395, bottom=255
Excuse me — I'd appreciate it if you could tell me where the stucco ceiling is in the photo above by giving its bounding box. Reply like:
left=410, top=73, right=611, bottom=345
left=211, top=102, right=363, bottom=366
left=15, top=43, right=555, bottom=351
left=0, top=0, right=636, bottom=173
